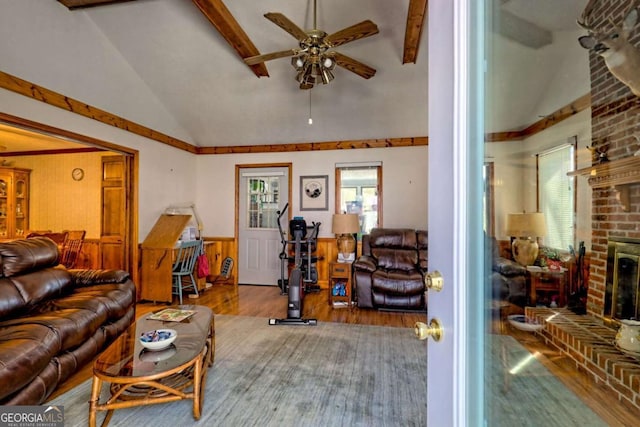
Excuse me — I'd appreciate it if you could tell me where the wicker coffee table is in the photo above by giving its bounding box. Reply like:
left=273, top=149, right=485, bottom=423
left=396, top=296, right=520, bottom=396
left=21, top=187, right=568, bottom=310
left=88, top=305, right=215, bottom=427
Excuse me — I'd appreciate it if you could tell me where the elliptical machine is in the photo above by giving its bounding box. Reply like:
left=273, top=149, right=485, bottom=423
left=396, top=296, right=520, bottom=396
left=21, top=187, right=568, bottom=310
left=269, top=203, right=318, bottom=326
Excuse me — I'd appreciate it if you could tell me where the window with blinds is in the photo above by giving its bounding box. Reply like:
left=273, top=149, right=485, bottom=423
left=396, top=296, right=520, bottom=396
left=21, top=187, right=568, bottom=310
left=538, top=144, right=575, bottom=250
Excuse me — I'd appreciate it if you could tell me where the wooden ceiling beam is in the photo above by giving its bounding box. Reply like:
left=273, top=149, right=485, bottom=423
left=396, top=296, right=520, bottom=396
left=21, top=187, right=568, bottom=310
left=0, top=71, right=426, bottom=155
left=191, top=0, right=269, bottom=78
left=0, top=70, right=197, bottom=153
left=486, top=93, right=591, bottom=142
left=196, top=137, right=428, bottom=155
left=57, top=0, right=136, bottom=10
left=403, top=0, right=428, bottom=64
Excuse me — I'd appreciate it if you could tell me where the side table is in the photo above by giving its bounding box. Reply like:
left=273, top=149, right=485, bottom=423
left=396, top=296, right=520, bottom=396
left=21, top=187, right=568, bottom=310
left=328, top=262, right=352, bottom=308
left=527, top=267, right=568, bottom=307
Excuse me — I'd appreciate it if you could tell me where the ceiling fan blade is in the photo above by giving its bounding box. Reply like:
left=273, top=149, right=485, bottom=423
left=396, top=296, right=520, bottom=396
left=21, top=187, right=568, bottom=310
left=244, top=49, right=299, bottom=66
left=331, top=52, right=376, bottom=79
left=264, top=12, right=308, bottom=41
left=324, top=20, right=379, bottom=47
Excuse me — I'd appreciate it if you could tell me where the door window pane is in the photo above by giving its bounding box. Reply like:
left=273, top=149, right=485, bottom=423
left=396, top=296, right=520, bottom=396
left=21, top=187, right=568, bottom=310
left=247, top=176, right=279, bottom=229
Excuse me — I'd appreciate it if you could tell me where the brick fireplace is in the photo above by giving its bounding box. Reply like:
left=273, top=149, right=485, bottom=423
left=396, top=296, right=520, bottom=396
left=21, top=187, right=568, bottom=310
left=529, top=0, right=640, bottom=413
left=578, top=0, right=640, bottom=320
left=604, top=237, right=640, bottom=322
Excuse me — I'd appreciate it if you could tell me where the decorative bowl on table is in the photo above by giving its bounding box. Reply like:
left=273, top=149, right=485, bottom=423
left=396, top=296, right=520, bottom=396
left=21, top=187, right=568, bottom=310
left=507, top=314, right=544, bottom=332
left=139, top=329, right=177, bottom=351
left=139, top=345, right=177, bottom=362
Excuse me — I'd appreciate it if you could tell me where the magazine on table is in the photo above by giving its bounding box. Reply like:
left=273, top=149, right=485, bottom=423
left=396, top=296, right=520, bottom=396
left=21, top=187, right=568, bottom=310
left=148, top=308, right=196, bottom=322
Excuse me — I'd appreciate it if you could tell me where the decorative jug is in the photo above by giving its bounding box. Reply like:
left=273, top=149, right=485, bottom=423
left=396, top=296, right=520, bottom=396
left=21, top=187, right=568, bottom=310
left=616, top=319, right=640, bottom=353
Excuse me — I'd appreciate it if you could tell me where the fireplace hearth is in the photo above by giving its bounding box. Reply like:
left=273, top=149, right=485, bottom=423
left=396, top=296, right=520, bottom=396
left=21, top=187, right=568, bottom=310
left=604, top=237, right=640, bottom=323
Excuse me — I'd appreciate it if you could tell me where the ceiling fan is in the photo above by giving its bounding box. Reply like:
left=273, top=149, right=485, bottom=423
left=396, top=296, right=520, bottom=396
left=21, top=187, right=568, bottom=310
left=244, top=0, right=379, bottom=90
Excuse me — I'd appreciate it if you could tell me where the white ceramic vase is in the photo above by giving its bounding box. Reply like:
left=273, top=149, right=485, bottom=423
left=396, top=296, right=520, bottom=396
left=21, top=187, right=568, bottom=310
left=616, top=319, right=640, bottom=353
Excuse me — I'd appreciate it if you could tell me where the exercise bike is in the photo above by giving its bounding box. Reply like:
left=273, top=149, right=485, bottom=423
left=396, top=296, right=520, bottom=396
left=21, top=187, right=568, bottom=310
left=269, top=203, right=318, bottom=326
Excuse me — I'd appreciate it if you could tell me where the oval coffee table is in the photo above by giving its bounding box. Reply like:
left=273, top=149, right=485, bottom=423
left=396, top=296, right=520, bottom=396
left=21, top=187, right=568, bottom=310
left=89, top=305, right=215, bottom=427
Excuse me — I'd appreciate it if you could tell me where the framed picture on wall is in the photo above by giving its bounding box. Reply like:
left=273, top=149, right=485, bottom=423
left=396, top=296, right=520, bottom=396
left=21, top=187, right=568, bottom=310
left=300, top=175, right=328, bottom=211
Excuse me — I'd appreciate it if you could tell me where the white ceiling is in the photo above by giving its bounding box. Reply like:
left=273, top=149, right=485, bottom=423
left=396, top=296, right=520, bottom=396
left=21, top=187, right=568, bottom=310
left=504, top=0, right=587, bottom=32
left=0, top=0, right=591, bottom=152
left=64, top=0, right=427, bottom=148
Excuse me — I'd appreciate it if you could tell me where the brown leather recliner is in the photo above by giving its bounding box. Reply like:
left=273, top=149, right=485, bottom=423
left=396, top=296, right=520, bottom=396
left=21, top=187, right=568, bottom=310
left=354, top=228, right=427, bottom=310
left=0, top=237, right=136, bottom=405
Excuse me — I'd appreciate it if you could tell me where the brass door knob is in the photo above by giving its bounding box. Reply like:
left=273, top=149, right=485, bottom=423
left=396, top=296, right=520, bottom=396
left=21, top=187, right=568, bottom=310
left=414, top=318, right=444, bottom=341
left=424, top=271, right=443, bottom=292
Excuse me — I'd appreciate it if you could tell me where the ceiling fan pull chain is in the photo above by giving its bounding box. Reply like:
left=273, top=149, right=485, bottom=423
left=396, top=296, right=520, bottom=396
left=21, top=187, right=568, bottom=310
left=308, top=91, right=313, bottom=125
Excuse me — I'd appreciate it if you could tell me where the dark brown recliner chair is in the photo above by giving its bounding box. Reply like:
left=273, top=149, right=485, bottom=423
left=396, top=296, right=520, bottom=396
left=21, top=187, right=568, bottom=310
left=354, top=228, right=427, bottom=310
left=486, top=235, right=527, bottom=306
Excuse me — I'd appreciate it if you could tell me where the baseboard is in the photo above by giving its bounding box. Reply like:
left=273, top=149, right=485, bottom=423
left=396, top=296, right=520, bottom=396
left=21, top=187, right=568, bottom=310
left=378, top=307, right=426, bottom=314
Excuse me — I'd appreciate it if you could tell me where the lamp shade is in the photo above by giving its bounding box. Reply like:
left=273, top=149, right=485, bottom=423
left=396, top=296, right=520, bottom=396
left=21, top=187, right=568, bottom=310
left=332, top=214, right=360, bottom=235
left=505, top=213, right=546, bottom=238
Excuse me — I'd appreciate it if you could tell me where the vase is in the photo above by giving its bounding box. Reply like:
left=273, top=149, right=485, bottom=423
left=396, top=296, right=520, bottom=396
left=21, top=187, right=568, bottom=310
left=615, top=319, right=640, bottom=353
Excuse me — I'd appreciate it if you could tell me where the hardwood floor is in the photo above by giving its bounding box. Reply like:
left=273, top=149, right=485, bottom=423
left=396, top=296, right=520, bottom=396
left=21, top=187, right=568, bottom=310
left=48, top=284, right=639, bottom=425
left=135, top=284, right=426, bottom=327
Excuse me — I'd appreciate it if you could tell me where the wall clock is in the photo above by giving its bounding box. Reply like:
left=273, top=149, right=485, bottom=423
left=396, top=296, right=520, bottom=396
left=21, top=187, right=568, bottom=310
left=72, top=168, right=84, bottom=181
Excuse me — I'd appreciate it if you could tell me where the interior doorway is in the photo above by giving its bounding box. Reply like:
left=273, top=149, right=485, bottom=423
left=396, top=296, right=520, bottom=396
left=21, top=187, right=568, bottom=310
left=0, top=113, right=139, bottom=284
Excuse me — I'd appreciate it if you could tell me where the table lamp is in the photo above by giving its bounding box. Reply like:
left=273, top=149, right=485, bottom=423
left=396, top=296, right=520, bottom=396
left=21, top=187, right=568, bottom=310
left=332, top=213, right=359, bottom=263
left=505, top=212, right=546, bottom=266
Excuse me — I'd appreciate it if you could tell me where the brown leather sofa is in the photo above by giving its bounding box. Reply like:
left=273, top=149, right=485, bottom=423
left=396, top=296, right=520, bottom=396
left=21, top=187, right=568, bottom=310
left=354, top=228, right=428, bottom=310
left=0, top=237, right=136, bottom=405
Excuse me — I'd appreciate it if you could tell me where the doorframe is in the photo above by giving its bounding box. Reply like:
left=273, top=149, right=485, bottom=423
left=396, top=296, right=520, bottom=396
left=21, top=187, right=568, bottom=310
left=428, top=0, right=483, bottom=424
left=0, top=112, right=139, bottom=287
left=234, top=162, right=293, bottom=284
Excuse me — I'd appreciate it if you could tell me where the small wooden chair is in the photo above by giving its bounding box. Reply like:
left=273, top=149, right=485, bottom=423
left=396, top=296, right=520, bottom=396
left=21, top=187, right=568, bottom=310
left=26, top=231, right=68, bottom=254
left=172, top=240, right=202, bottom=304
left=61, top=230, right=86, bottom=269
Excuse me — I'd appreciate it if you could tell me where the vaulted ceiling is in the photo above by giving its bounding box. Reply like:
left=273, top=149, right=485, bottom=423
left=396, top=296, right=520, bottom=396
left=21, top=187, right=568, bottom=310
left=0, top=0, right=590, bottom=153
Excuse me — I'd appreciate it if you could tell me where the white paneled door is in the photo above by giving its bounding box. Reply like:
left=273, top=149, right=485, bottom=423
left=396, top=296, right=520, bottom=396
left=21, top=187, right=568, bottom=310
left=238, top=167, right=289, bottom=286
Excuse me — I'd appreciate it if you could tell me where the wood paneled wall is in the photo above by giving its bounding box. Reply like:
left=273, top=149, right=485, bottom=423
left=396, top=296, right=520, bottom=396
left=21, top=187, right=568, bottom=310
left=201, top=237, right=340, bottom=289
left=202, top=237, right=236, bottom=284
left=82, top=236, right=344, bottom=290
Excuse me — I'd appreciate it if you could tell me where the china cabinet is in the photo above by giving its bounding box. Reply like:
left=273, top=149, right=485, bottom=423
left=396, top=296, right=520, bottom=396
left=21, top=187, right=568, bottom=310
left=0, top=167, right=31, bottom=239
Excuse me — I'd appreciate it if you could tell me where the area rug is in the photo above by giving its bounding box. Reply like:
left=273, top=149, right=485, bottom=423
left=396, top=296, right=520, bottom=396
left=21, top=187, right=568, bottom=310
left=50, top=315, right=427, bottom=426
left=487, top=335, right=606, bottom=427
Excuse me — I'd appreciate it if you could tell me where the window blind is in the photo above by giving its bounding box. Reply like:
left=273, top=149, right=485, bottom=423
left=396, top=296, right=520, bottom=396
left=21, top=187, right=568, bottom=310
left=538, top=144, right=575, bottom=250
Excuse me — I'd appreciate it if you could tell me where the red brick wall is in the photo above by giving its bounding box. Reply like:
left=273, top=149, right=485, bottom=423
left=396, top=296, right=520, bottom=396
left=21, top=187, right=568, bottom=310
left=585, top=0, right=640, bottom=317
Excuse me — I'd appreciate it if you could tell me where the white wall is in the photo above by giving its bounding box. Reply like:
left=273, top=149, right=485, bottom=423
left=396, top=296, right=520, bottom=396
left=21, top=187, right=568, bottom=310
left=485, top=140, right=526, bottom=239
left=0, top=0, right=193, bottom=143
left=487, top=29, right=590, bottom=132
left=0, top=89, right=428, bottom=241
left=520, top=109, right=592, bottom=250
left=196, top=146, right=428, bottom=238
left=487, top=109, right=592, bottom=249
left=0, top=89, right=197, bottom=241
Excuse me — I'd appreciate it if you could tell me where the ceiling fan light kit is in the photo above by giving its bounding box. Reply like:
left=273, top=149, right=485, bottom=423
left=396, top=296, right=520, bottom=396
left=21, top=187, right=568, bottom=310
left=245, top=0, right=379, bottom=90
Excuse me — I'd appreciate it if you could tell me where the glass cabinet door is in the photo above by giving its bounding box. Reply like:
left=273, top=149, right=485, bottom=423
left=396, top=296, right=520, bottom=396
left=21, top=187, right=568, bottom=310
left=14, top=175, right=27, bottom=237
left=0, top=176, right=8, bottom=237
